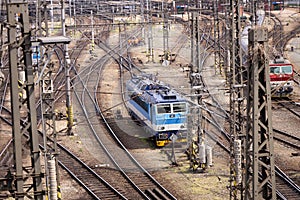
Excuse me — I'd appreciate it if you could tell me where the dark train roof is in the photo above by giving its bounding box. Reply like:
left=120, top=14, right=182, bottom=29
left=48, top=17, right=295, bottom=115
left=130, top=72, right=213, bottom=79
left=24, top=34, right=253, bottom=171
left=127, top=75, right=186, bottom=104
left=269, top=57, right=292, bottom=65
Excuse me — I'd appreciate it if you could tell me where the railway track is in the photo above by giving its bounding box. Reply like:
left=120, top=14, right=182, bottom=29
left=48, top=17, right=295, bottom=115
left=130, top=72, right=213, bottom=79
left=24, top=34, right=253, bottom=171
left=275, top=166, right=300, bottom=200
left=179, top=23, right=300, bottom=197
left=1, top=26, right=120, bottom=197
left=57, top=141, right=127, bottom=199
left=0, top=16, right=115, bottom=198
left=272, top=98, right=300, bottom=150
left=274, top=99, right=300, bottom=119
left=1, top=15, right=173, bottom=199
left=274, top=128, right=300, bottom=151
left=0, top=105, right=126, bottom=199
left=70, top=24, right=178, bottom=199
left=73, top=22, right=300, bottom=197
left=1, top=7, right=300, bottom=200
left=117, top=16, right=300, bottom=198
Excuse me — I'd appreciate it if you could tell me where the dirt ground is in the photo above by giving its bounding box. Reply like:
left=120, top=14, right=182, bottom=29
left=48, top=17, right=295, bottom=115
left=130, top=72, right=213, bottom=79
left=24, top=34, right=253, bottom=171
left=55, top=21, right=232, bottom=199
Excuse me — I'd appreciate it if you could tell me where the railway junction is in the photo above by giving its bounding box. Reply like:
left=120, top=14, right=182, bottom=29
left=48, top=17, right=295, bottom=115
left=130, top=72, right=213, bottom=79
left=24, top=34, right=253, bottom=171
left=0, top=0, right=300, bottom=200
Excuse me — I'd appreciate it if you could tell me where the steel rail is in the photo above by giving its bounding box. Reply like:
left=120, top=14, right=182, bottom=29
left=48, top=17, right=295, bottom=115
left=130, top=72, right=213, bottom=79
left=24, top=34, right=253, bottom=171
left=276, top=100, right=300, bottom=119
left=72, top=25, right=177, bottom=199
left=0, top=104, right=127, bottom=199
left=273, top=128, right=300, bottom=150
left=169, top=14, right=300, bottom=197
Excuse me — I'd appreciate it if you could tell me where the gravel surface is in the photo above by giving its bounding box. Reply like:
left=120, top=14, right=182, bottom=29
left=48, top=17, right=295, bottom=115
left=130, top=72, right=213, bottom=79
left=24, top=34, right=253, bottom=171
left=56, top=9, right=300, bottom=199
left=55, top=21, right=232, bottom=199
left=1, top=9, right=300, bottom=199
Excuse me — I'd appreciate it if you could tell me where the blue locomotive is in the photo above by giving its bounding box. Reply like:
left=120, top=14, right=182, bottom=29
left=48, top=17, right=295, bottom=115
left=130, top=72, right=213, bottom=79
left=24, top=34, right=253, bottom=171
left=126, top=74, right=188, bottom=147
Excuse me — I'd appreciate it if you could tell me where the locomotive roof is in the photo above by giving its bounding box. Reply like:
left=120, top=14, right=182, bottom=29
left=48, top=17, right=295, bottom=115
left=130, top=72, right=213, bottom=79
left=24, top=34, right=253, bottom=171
left=128, top=75, right=186, bottom=104
left=143, top=89, right=186, bottom=104
left=269, top=57, right=292, bottom=65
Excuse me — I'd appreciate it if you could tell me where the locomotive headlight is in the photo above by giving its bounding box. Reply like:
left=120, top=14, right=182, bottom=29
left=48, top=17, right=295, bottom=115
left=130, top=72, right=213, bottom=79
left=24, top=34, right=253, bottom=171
left=180, top=125, right=185, bottom=129
left=279, top=87, right=283, bottom=91
left=158, top=133, right=168, bottom=139
left=160, top=126, right=165, bottom=130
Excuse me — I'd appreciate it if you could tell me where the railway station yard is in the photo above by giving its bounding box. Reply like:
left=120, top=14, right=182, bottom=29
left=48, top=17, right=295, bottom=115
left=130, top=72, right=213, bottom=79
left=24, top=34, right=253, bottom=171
left=1, top=5, right=300, bottom=200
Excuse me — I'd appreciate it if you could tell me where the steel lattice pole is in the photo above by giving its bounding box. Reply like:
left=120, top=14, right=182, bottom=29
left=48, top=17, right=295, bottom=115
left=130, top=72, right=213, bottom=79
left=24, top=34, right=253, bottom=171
left=7, top=1, right=44, bottom=199
left=245, top=26, right=276, bottom=200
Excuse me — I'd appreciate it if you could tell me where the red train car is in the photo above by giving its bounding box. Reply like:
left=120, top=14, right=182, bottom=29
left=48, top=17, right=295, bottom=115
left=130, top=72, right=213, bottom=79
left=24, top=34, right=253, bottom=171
left=269, top=56, right=294, bottom=97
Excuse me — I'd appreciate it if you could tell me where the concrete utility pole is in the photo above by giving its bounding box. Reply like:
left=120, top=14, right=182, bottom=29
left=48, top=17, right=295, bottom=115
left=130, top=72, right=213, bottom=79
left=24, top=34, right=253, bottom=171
left=6, top=0, right=44, bottom=199
left=61, top=0, right=73, bottom=135
left=190, top=11, right=195, bottom=67
left=221, top=1, right=231, bottom=85
left=190, top=1, right=201, bottom=72
left=245, top=26, right=276, bottom=200
left=91, top=10, right=95, bottom=53
left=146, top=0, right=154, bottom=62
left=0, top=10, right=4, bottom=85
left=162, top=0, right=170, bottom=65
left=73, top=0, right=76, bottom=37
left=196, top=1, right=201, bottom=72
left=140, top=0, right=145, bottom=39
left=213, top=0, right=223, bottom=75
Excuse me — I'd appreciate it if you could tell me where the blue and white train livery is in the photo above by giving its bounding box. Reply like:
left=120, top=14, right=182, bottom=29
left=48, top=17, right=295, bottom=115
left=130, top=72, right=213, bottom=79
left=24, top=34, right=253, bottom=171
left=126, top=74, right=188, bottom=147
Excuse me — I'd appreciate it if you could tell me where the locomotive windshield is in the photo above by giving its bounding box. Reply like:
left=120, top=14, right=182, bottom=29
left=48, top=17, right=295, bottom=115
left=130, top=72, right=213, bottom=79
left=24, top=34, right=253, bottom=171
left=270, top=67, right=280, bottom=74
left=173, top=103, right=187, bottom=113
left=157, top=104, right=171, bottom=114
left=281, top=66, right=293, bottom=74
left=270, top=65, right=293, bottom=74
left=156, top=103, right=186, bottom=114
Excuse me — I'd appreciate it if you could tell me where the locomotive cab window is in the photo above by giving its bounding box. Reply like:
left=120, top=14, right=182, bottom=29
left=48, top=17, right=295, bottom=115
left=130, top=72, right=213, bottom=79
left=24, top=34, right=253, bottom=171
left=157, top=104, right=171, bottom=114
left=173, top=103, right=186, bottom=113
left=137, top=82, right=146, bottom=90
left=270, top=65, right=293, bottom=74
left=270, top=67, right=280, bottom=74
left=281, top=66, right=292, bottom=74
